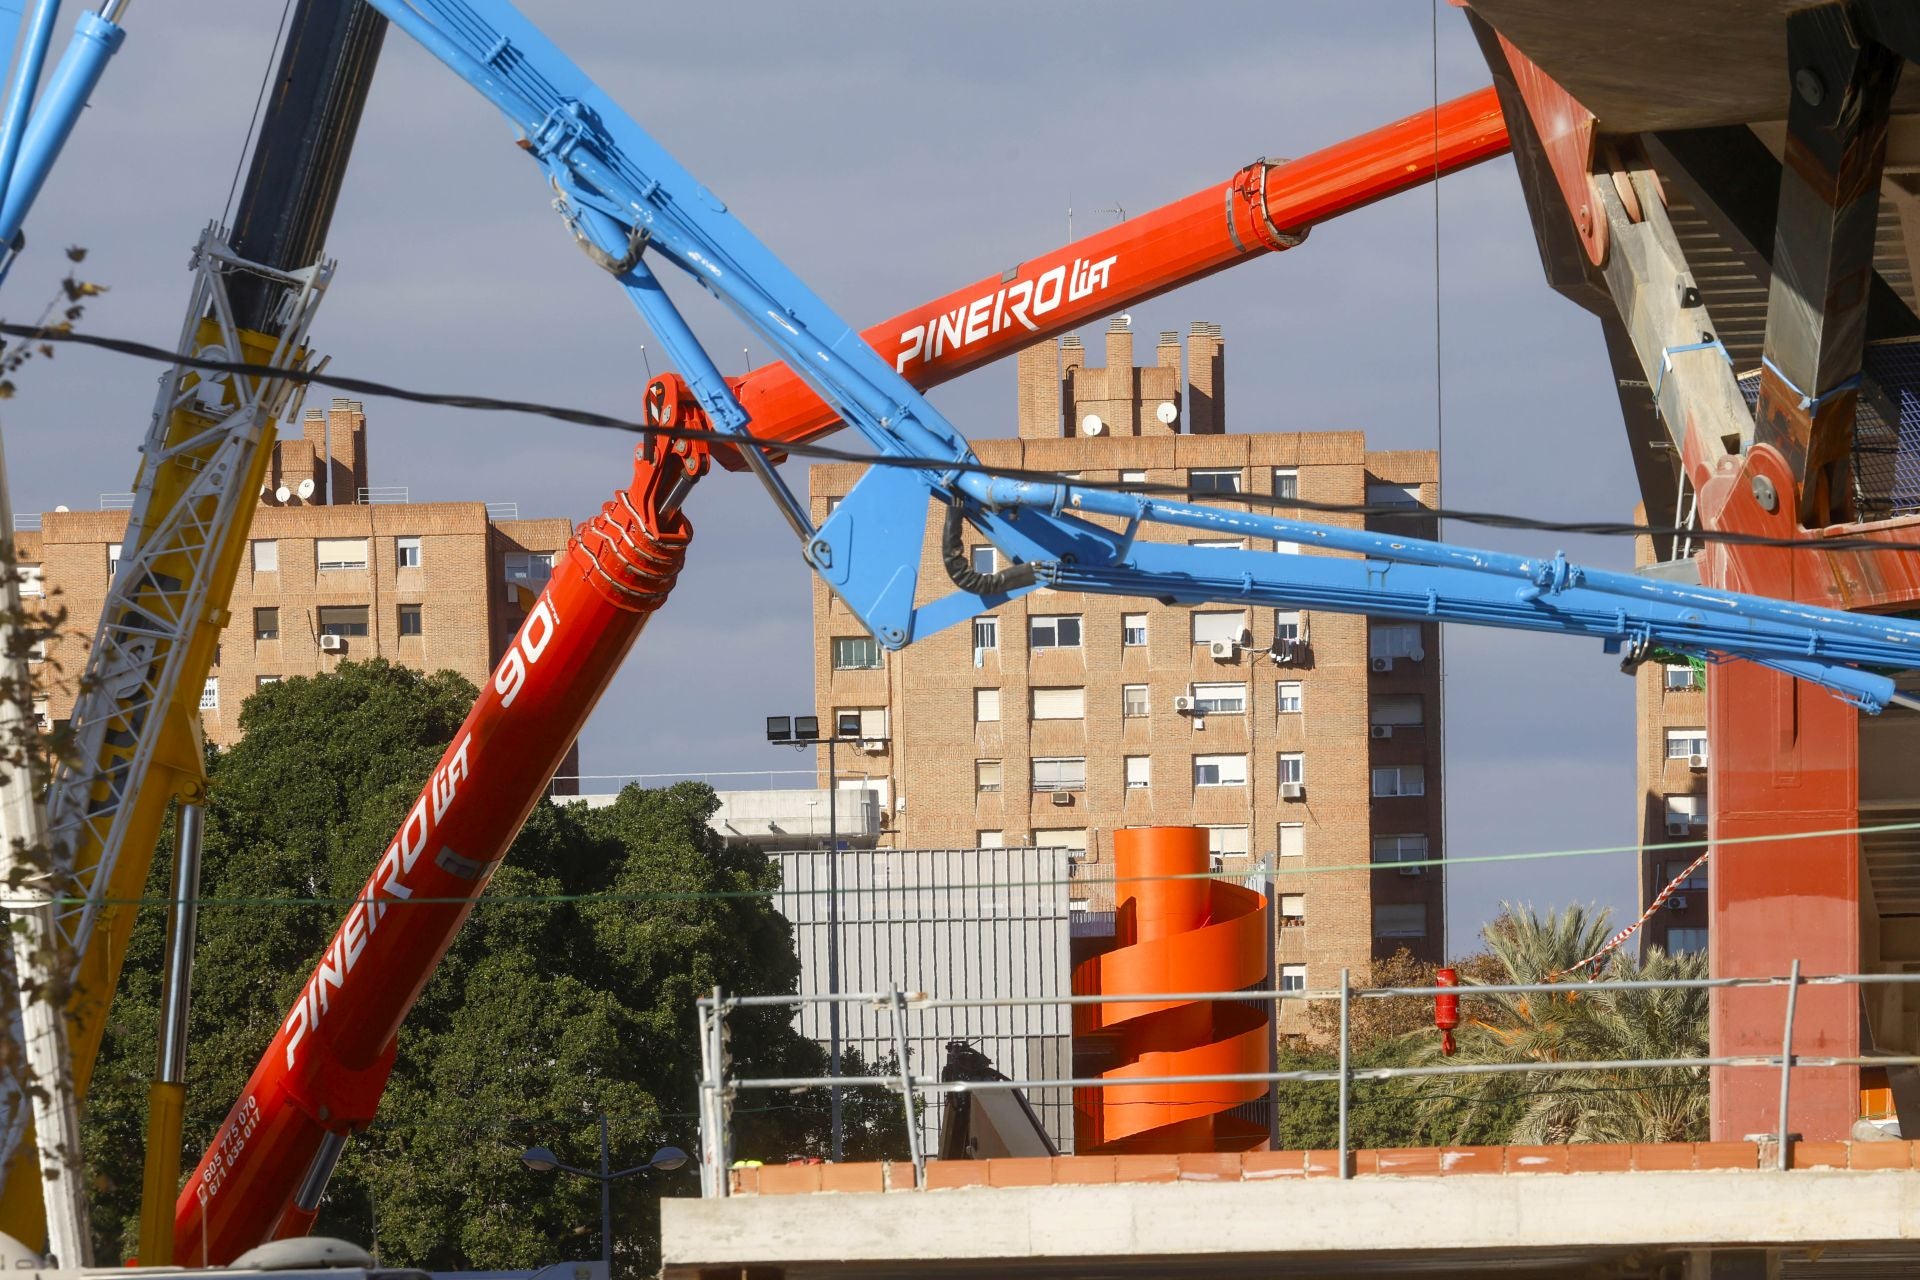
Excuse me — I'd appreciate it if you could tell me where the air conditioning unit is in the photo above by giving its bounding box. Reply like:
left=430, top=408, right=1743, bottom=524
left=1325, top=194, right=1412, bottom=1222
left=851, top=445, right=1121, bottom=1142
left=1370, top=656, right=1394, bottom=673
left=1370, top=725, right=1393, bottom=740
left=1280, top=782, right=1306, bottom=801
left=1666, top=822, right=1690, bottom=837
left=1209, top=639, right=1237, bottom=661
left=319, top=634, right=345, bottom=653
left=1397, top=866, right=1424, bottom=878
left=1173, top=694, right=1195, bottom=713
left=861, top=739, right=886, bottom=754
left=1051, top=791, right=1074, bottom=807
left=1688, top=753, right=1708, bottom=770
left=1668, top=895, right=1690, bottom=911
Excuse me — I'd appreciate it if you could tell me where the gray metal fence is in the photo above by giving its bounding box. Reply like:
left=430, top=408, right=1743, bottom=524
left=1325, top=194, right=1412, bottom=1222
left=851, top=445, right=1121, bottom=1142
left=694, top=967, right=1920, bottom=1196
left=767, top=847, right=1074, bottom=1152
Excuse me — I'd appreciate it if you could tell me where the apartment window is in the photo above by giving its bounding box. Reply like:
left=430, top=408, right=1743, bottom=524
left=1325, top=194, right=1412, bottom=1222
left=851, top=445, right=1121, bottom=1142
left=1030, top=615, right=1082, bottom=649
left=1192, top=610, right=1248, bottom=645
left=398, top=604, right=423, bottom=637
left=1375, top=904, right=1428, bottom=938
left=1279, top=753, right=1305, bottom=786
left=1279, top=964, right=1306, bottom=993
left=17, top=563, right=40, bottom=597
left=970, top=545, right=997, bottom=575
left=256, top=675, right=280, bottom=689
left=1280, top=893, right=1306, bottom=924
left=1274, top=610, right=1303, bottom=643
left=832, top=635, right=883, bottom=670
left=1193, top=753, right=1248, bottom=787
left=1121, top=469, right=1148, bottom=485
left=1373, top=833, right=1429, bottom=866
left=253, top=607, right=279, bottom=641
left=1069, top=896, right=1092, bottom=913
left=824, top=495, right=844, bottom=516
left=1031, top=687, right=1085, bottom=720
left=1122, top=613, right=1148, bottom=647
left=1662, top=859, right=1709, bottom=892
left=1205, top=825, right=1249, bottom=873
left=1372, top=765, right=1425, bottom=797
left=977, top=830, right=1005, bottom=850
left=199, top=677, right=219, bottom=711
left=1192, top=682, right=1246, bottom=715
left=1665, top=729, right=1707, bottom=760
left=972, top=616, right=999, bottom=659
left=1276, top=681, right=1303, bottom=714
left=317, top=605, right=370, bottom=638
left=31, top=695, right=48, bottom=731
left=107, top=543, right=123, bottom=577
left=1190, top=537, right=1248, bottom=551
left=1272, top=468, right=1299, bottom=501
left=1664, top=794, right=1706, bottom=829
left=1125, top=755, right=1151, bottom=788
left=1032, top=757, right=1086, bottom=792
left=1667, top=927, right=1708, bottom=955
left=316, top=537, right=370, bottom=571
left=1189, top=468, right=1243, bottom=495
left=1366, top=481, right=1422, bottom=509
left=1036, top=829, right=1088, bottom=859
left=1372, top=694, right=1424, bottom=727
left=26, top=638, right=44, bottom=664
left=836, top=707, right=887, bottom=739
left=975, top=688, right=1001, bottom=722
left=976, top=759, right=1002, bottom=793
left=1664, top=662, right=1701, bottom=691
left=504, top=552, right=555, bottom=590
left=1121, top=684, right=1149, bottom=718
left=396, top=536, right=423, bottom=569
left=1278, top=822, right=1305, bottom=858
left=1370, top=623, right=1424, bottom=660
left=251, top=539, right=278, bottom=573
left=1274, top=540, right=1302, bottom=555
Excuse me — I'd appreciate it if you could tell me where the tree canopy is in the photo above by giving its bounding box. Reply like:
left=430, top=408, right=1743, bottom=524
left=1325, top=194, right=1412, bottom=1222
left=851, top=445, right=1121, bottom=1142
left=82, top=660, right=878, bottom=1274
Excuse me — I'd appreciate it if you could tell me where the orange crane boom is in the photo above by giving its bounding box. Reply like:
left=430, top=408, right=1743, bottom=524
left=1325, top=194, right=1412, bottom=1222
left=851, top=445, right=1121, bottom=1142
left=718, top=84, right=1507, bottom=467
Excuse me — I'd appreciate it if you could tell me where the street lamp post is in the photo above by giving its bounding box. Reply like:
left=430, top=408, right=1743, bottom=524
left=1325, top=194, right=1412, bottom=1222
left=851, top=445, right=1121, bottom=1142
left=520, top=1116, right=687, bottom=1267
left=766, top=711, right=887, bottom=1161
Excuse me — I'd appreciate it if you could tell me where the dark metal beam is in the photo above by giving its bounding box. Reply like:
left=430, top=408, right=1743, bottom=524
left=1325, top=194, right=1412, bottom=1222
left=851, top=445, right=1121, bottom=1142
left=1754, top=2, right=1903, bottom=526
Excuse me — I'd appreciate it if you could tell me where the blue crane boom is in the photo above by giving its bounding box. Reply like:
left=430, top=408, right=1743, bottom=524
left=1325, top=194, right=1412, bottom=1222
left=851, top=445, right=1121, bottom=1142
left=368, top=0, right=1920, bottom=713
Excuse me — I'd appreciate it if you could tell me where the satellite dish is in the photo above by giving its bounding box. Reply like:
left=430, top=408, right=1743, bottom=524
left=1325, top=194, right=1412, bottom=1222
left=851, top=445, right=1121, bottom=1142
left=296, top=477, right=316, bottom=500
left=275, top=485, right=292, bottom=504
left=1155, top=401, right=1179, bottom=425
left=1080, top=414, right=1106, bottom=437
left=53, top=504, right=68, bottom=513
left=1409, top=646, right=1427, bottom=663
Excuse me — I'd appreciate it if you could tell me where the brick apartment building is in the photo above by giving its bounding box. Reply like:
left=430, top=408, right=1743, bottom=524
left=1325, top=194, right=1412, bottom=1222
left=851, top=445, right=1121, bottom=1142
left=809, top=320, right=1447, bottom=1013
left=17, top=398, right=571, bottom=747
left=1632, top=521, right=1710, bottom=955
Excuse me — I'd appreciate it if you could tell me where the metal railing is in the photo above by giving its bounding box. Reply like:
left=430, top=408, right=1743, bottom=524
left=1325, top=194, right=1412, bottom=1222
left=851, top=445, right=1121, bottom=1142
left=97, top=492, right=133, bottom=510
left=485, top=501, right=520, bottom=521
left=694, top=966, right=1920, bottom=1196
left=11, top=514, right=37, bottom=531
left=356, top=485, right=409, bottom=504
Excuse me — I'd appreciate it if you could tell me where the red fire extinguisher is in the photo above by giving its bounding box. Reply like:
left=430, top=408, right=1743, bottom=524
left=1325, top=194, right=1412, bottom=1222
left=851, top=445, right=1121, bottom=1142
left=1434, top=967, right=1459, bottom=1056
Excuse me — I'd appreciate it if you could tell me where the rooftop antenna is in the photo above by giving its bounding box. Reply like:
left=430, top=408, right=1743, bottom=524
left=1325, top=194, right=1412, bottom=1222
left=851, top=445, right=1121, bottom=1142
left=1098, top=201, right=1128, bottom=222
left=743, top=346, right=753, bottom=373
left=639, top=344, right=651, bottom=379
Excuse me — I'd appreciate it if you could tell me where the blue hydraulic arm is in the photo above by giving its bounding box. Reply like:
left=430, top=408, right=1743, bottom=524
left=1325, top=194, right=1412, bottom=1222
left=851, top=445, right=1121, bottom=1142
left=0, top=0, right=127, bottom=283
left=366, top=0, right=1920, bottom=713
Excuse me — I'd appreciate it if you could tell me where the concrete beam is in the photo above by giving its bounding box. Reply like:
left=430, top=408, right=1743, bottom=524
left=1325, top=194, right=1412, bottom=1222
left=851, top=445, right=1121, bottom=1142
left=662, top=1171, right=1920, bottom=1278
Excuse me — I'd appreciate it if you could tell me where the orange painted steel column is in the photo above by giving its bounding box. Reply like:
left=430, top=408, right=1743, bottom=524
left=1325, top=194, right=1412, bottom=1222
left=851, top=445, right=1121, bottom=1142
left=1072, top=827, right=1269, bottom=1154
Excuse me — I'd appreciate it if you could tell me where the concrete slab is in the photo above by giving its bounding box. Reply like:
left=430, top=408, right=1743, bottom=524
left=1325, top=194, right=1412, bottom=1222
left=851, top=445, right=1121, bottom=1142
left=663, top=1170, right=1920, bottom=1279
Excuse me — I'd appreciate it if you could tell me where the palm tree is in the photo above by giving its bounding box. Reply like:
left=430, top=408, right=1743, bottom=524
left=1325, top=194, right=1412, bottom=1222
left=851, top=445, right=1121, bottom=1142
left=1405, top=904, right=1710, bottom=1144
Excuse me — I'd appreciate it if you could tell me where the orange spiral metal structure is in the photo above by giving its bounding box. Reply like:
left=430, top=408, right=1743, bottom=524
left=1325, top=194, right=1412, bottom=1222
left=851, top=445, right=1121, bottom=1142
left=1072, top=827, right=1270, bottom=1153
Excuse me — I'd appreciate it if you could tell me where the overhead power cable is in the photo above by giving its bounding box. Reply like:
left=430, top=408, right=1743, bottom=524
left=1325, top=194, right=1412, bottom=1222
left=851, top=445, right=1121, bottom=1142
left=11, top=320, right=1920, bottom=557
left=8, top=815, right=1917, bottom=911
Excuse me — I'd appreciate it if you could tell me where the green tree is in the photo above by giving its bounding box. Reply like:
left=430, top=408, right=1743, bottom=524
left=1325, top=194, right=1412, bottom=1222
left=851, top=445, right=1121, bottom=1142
left=1404, top=904, right=1710, bottom=1144
left=82, top=660, right=844, bottom=1274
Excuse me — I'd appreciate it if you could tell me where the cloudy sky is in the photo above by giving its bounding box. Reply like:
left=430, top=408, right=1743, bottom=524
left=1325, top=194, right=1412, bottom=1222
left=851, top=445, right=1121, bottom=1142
left=1, top=1, right=1644, bottom=948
